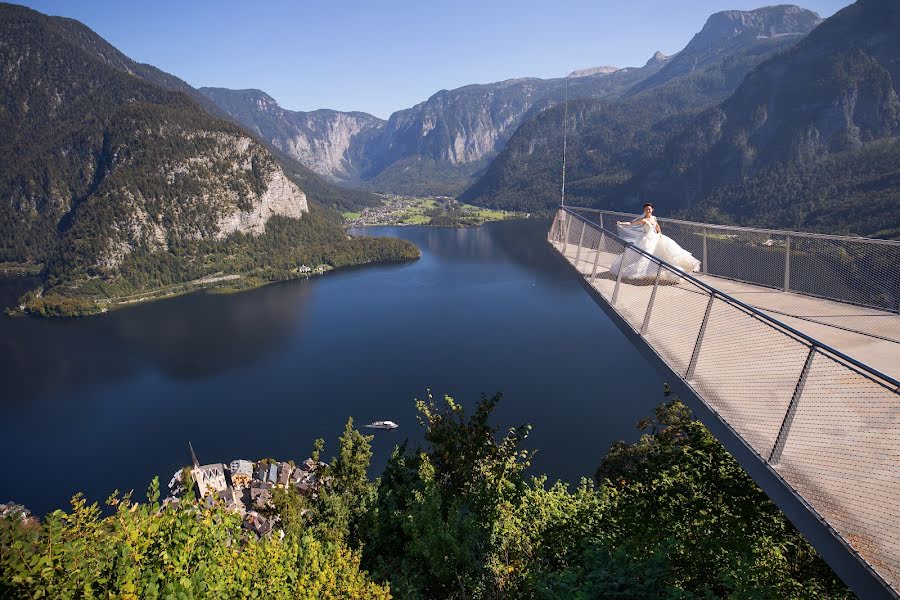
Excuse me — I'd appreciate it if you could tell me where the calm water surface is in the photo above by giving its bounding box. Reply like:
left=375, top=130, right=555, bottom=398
left=0, top=220, right=664, bottom=516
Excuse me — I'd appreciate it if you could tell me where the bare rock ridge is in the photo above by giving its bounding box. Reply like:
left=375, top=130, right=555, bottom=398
left=203, top=71, right=637, bottom=196
left=629, top=5, right=822, bottom=93
left=200, top=5, right=822, bottom=197
left=645, top=51, right=670, bottom=67
left=568, top=66, right=620, bottom=78
left=199, top=87, right=385, bottom=181
left=218, top=169, right=308, bottom=239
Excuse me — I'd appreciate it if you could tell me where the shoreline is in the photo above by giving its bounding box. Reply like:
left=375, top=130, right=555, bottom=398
left=347, top=216, right=532, bottom=229
left=6, top=254, right=419, bottom=319
left=343, top=195, right=529, bottom=228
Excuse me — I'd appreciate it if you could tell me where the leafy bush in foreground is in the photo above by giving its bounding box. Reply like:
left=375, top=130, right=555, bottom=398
left=0, top=395, right=851, bottom=599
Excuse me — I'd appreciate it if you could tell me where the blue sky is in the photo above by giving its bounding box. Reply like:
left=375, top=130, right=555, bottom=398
left=18, top=0, right=850, bottom=119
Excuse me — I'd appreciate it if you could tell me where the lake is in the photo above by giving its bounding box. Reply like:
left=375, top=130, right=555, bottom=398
left=0, top=219, right=664, bottom=517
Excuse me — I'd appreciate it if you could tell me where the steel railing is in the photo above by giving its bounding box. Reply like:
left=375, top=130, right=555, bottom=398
left=548, top=207, right=900, bottom=597
left=569, top=208, right=900, bottom=340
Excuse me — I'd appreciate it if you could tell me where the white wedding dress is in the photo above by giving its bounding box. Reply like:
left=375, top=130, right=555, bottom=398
left=609, top=216, right=701, bottom=281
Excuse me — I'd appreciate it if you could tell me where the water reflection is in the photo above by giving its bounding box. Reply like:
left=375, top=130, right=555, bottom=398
left=0, top=277, right=312, bottom=402
left=0, top=220, right=664, bottom=517
left=353, top=218, right=570, bottom=283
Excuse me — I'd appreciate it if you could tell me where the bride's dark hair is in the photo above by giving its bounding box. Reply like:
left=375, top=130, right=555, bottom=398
left=643, top=202, right=653, bottom=209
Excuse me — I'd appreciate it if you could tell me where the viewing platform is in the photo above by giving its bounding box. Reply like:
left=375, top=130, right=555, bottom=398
left=549, top=207, right=900, bottom=599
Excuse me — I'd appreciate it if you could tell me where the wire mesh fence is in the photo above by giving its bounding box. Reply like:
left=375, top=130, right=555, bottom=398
left=567, top=208, right=900, bottom=343
left=548, top=207, right=900, bottom=596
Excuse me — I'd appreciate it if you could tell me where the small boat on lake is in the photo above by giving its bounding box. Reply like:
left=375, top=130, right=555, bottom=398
left=366, top=420, right=398, bottom=430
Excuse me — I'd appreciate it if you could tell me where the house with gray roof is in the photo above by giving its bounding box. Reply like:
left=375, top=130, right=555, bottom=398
left=230, top=460, right=253, bottom=488
left=276, top=462, right=292, bottom=486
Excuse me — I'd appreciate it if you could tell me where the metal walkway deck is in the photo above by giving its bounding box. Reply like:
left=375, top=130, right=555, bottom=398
left=550, top=207, right=900, bottom=599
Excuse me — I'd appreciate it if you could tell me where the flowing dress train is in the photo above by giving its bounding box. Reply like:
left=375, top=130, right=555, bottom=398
left=609, top=217, right=701, bottom=281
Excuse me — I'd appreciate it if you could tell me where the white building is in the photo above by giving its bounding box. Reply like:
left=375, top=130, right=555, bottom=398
left=192, top=463, right=227, bottom=498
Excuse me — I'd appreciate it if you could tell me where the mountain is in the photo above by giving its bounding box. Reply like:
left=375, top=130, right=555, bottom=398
left=202, top=77, right=563, bottom=195
left=200, top=63, right=670, bottom=196
left=644, top=51, right=670, bottom=67
left=634, top=0, right=900, bottom=237
left=201, top=5, right=821, bottom=199
left=0, top=3, right=417, bottom=315
left=569, top=66, right=621, bottom=78
left=199, top=87, right=385, bottom=181
left=629, top=5, right=821, bottom=94
left=461, top=5, right=822, bottom=212
left=33, top=11, right=227, bottom=118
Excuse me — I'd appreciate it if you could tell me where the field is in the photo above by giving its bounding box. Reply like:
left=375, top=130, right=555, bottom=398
left=346, top=196, right=527, bottom=227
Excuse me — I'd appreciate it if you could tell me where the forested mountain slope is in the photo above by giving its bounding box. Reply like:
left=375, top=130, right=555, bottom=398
left=0, top=3, right=416, bottom=315
left=464, top=0, right=900, bottom=239
left=651, top=0, right=900, bottom=237
left=461, top=5, right=819, bottom=212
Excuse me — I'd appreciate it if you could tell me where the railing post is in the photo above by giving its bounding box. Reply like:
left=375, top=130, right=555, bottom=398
left=783, top=235, right=791, bottom=292
left=560, top=211, right=569, bottom=254
left=611, top=246, right=628, bottom=305
left=590, top=235, right=603, bottom=280
left=640, top=263, right=663, bottom=335
left=573, top=219, right=587, bottom=267
left=702, top=227, right=708, bottom=274
left=686, top=294, right=715, bottom=379
left=770, top=346, right=817, bottom=464
left=598, top=213, right=606, bottom=249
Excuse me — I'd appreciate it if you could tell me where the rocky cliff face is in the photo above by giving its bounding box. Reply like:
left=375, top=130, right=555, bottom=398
left=202, top=70, right=640, bottom=195
left=199, top=87, right=384, bottom=180
left=216, top=168, right=307, bottom=239
left=630, top=5, right=821, bottom=94
left=377, top=78, right=556, bottom=167
left=0, top=3, right=308, bottom=276
left=646, top=0, right=900, bottom=208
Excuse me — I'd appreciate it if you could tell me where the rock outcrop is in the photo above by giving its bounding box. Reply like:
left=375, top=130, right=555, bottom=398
left=0, top=3, right=309, bottom=276
left=629, top=5, right=821, bottom=94
left=569, top=66, right=620, bottom=78
left=217, top=170, right=308, bottom=238
left=199, top=88, right=384, bottom=180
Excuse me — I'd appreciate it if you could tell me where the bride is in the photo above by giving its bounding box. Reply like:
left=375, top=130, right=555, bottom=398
left=609, top=203, right=701, bottom=280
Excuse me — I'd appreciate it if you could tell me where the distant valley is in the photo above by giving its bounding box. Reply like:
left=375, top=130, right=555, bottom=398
left=1, top=0, right=898, bottom=319
left=200, top=4, right=822, bottom=199
left=203, top=1, right=899, bottom=239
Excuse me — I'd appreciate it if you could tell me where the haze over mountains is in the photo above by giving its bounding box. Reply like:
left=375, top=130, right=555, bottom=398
left=197, top=1, right=899, bottom=238
left=1, top=0, right=897, bottom=316
left=199, top=58, right=667, bottom=196
left=463, top=0, right=899, bottom=238
left=200, top=4, right=822, bottom=197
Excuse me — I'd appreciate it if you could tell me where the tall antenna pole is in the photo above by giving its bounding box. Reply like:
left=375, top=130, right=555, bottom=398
left=561, top=75, right=569, bottom=207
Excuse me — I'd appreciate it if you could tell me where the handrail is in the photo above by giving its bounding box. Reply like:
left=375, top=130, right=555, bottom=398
left=559, top=206, right=900, bottom=389
left=569, top=206, right=900, bottom=246
left=552, top=206, right=900, bottom=599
